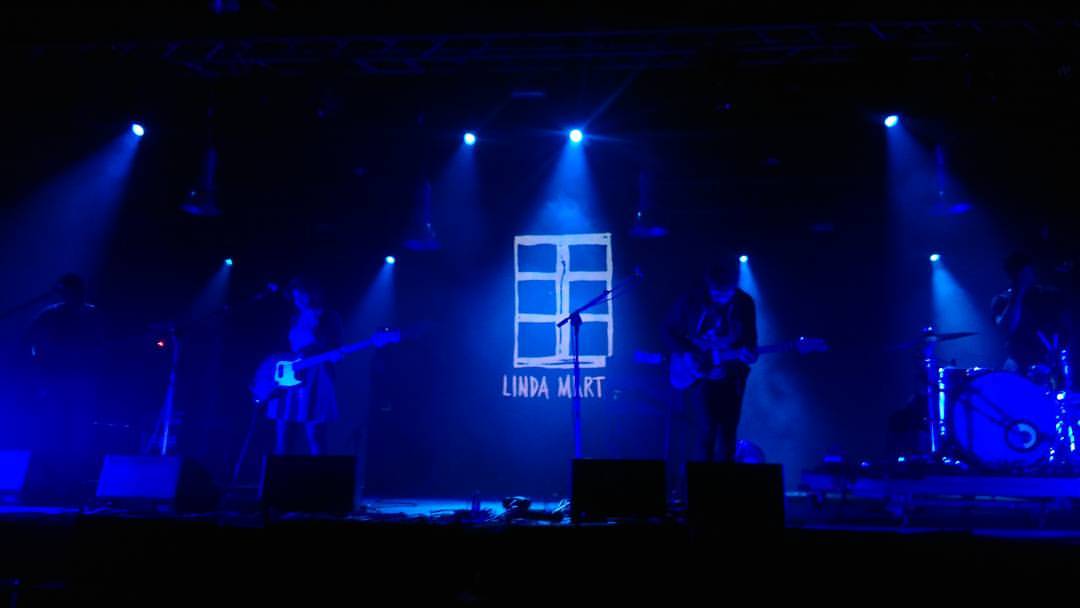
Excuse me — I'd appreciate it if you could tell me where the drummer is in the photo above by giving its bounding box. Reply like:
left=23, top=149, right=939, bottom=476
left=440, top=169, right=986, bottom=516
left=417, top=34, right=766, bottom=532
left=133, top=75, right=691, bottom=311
left=992, top=251, right=1072, bottom=383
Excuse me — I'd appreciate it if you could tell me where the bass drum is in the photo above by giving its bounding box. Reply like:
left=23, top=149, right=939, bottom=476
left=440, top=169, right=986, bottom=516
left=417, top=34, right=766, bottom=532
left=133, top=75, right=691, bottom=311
left=951, top=371, right=1058, bottom=467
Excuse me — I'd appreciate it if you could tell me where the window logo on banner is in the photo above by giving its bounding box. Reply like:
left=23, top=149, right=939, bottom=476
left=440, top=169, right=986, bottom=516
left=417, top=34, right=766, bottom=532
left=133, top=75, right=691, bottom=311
left=503, top=233, right=612, bottom=399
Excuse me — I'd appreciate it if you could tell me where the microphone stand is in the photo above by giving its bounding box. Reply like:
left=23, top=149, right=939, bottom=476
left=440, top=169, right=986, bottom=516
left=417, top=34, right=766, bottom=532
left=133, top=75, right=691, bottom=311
left=0, top=291, right=55, bottom=321
left=145, top=283, right=279, bottom=457
left=557, top=271, right=641, bottom=458
left=160, top=323, right=180, bottom=456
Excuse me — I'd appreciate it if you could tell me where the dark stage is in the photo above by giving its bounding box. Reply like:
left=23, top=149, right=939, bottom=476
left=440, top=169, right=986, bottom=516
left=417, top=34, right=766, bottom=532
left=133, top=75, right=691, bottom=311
left=2, top=495, right=1080, bottom=605
left=4, top=4, right=1080, bottom=603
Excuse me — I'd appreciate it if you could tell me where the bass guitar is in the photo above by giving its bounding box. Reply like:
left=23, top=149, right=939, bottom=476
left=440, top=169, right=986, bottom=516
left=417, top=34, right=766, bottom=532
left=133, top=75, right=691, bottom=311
left=250, top=328, right=400, bottom=402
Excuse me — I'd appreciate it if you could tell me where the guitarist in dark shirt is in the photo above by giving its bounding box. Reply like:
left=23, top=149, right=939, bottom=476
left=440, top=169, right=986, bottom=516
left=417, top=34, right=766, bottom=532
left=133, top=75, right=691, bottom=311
left=666, top=261, right=758, bottom=462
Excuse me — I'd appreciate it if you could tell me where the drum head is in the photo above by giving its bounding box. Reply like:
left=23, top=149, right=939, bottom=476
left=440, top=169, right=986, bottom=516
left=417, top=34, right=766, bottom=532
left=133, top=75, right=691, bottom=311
left=951, top=371, right=1057, bottom=467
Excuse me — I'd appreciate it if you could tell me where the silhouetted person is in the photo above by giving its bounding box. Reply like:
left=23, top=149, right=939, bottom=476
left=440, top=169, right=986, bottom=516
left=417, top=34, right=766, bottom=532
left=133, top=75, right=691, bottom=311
left=25, top=273, right=105, bottom=504
left=992, top=251, right=1071, bottom=378
left=666, top=261, right=758, bottom=463
left=264, top=278, right=343, bottom=455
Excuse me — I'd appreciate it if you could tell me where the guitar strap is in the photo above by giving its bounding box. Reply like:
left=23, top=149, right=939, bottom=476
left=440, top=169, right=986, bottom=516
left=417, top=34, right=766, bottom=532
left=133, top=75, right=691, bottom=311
left=694, top=307, right=707, bottom=335
left=694, top=301, right=734, bottom=373
left=695, top=302, right=732, bottom=340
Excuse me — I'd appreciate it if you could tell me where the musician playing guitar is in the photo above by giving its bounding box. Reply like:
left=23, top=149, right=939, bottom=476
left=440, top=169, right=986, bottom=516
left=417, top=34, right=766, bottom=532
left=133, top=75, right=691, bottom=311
left=666, top=261, right=758, bottom=463
left=993, top=250, right=1072, bottom=380
left=266, top=277, right=344, bottom=456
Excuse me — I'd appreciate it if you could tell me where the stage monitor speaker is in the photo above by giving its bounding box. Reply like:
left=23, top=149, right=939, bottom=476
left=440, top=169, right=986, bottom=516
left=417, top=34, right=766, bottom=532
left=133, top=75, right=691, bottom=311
left=259, top=455, right=356, bottom=514
left=686, top=462, right=784, bottom=532
left=96, top=455, right=219, bottom=512
left=571, top=459, right=667, bottom=523
left=0, top=450, right=31, bottom=497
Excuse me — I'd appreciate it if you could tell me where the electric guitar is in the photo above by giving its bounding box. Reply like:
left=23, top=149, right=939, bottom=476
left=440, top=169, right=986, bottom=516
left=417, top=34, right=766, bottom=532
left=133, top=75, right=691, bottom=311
left=635, top=336, right=828, bottom=390
left=250, top=328, right=401, bottom=403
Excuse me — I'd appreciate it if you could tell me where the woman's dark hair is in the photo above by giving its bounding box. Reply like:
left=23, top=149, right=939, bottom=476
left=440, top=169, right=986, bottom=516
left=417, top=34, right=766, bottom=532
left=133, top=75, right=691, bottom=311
left=57, top=272, right=85, bottom=292
left=1003, top=251, right=1034, bottom=281
left=55, top=273, right=86, bottom=301
left=286, top=276, right=325, bottom=308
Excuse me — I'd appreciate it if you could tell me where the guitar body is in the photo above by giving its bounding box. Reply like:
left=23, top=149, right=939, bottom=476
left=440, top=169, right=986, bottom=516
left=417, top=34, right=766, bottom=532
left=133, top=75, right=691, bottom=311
left=251, top=352, right=300, bottom=403
left=643, top=337, right=827, bottom=392
left=669, top=351, right=729, bottom=390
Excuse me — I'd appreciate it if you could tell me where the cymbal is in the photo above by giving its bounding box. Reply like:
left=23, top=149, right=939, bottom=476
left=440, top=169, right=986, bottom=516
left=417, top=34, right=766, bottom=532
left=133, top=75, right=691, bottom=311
left=921, top=331, right=977, bottom=342
left=890, top=331, right=977, bottom=351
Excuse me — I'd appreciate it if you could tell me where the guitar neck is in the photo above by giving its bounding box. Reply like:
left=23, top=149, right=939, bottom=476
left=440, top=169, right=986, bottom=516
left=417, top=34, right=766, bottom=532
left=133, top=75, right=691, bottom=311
left=756, top=342, right=794, bottom=355
left=293, top=338, right=373, bottom=370
left=710, top=341, right=793, bottom=361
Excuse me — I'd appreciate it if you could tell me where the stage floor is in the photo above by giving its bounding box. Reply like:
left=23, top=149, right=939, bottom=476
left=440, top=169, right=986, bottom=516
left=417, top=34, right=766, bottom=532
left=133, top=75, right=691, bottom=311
left=4, top=492, right=1080, bottom=540
left=3, top=496, right=1080, bottom=603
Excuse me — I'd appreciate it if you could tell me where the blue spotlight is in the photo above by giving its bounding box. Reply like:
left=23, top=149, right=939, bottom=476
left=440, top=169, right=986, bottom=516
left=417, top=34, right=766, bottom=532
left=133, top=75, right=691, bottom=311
left=224, top=257, right=234, bottom=267
left=883, top=115, right=899, bottom=128
left=739, top=255, right=749, bottom=264
left=930, top=253, right=941, bottom=263
left=463, top=132, right=477, bottom=146
left=131, top=123, right=145, bottom=137
left=385, top=255, right=396, bottom=265
left=568, top=129, right=584, bottom=144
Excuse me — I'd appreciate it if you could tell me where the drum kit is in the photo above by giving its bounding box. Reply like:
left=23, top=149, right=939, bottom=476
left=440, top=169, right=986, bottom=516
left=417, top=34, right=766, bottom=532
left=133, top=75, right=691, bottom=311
left=906, top=325, right=1076, bottom=473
